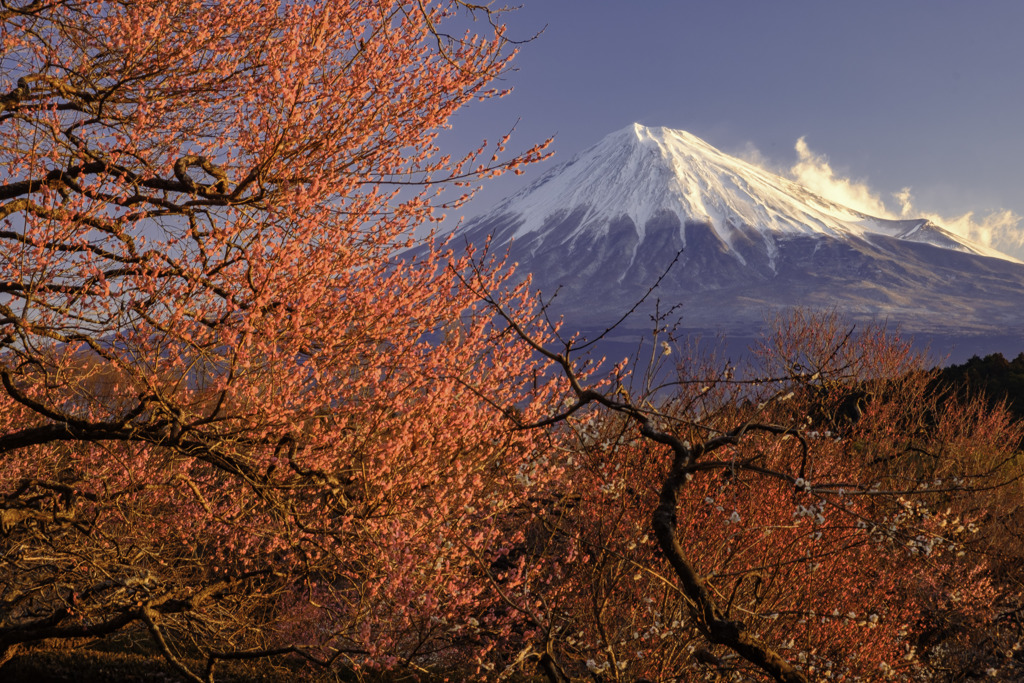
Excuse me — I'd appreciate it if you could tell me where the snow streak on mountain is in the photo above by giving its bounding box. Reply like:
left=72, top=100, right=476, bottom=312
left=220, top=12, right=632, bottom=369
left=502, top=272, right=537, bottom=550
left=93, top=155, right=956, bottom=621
left=450, top=124, right=1024, bottom=358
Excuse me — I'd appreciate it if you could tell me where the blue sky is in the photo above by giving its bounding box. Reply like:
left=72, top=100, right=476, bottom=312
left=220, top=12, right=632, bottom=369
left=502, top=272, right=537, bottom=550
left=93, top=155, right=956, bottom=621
left=444, top=1, right=1024, bottom=259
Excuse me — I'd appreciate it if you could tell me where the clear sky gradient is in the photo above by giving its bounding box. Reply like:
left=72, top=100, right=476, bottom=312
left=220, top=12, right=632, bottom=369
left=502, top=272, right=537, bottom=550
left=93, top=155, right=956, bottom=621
left=443, top=1, right=1024, bottom=259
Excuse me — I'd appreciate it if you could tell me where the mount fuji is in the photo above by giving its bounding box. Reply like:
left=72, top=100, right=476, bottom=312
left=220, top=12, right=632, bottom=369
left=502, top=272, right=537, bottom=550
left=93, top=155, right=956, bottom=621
left=450, top=124, right=1024, bottom=360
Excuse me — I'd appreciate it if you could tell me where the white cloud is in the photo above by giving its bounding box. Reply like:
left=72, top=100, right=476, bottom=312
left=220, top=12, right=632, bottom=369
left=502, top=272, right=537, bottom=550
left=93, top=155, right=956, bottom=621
left=785, top=138, right=1024, bottom=260
left=789, top=137, right=890, bottom=218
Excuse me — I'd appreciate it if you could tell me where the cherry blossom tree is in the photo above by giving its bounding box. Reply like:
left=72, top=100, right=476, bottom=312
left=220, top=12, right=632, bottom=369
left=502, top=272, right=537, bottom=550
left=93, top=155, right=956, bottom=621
left=3, top=2, right=1020, bottom=681
left=480, top=307, right=1021, bottom=682
left=0, top=0, right=555, bottom=677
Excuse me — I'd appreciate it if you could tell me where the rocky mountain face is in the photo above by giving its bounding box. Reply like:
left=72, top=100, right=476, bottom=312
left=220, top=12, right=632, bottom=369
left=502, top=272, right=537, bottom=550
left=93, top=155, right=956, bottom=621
left=447, top=124, right=1024, bottom=361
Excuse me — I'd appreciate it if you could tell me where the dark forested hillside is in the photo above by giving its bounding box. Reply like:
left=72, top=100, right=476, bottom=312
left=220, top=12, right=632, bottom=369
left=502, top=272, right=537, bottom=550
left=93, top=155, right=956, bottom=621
left=934, top=352, right=1024, bottom=423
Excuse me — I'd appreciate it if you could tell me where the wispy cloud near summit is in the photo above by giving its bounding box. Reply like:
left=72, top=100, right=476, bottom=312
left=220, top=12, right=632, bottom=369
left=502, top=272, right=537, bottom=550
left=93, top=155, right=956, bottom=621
left=780, top=138, right=1024, bottom=260
left=790, top=137, right=891, bottom=218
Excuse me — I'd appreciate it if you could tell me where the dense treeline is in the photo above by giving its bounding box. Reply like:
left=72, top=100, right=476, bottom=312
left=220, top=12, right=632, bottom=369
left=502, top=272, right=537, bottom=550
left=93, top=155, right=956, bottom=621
left=934, top=353, right=1024, bottom=425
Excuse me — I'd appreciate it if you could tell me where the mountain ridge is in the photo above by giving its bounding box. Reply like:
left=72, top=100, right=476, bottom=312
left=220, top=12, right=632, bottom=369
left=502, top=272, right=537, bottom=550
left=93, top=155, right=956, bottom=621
left=444, top=124, right=1024, bottom=361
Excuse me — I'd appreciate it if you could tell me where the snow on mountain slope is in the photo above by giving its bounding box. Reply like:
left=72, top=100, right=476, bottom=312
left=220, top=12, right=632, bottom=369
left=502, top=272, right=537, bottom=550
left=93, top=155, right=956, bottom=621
left=481, top=123, right=1014, bottom=266
left=443, top=124, right=1024, bottom=355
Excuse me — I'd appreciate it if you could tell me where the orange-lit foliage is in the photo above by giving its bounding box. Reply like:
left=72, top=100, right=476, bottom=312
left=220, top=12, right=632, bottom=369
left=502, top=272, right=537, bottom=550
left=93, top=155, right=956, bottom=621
left=2, top=1, right=1021, bottom=680
left=485, top=311, right=1021, bottom=682
left=0, top=0, right=555, bottom=677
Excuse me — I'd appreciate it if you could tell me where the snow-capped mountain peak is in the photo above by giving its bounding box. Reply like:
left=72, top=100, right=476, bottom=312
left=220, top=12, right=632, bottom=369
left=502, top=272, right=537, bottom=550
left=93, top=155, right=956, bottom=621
left=446, top=124, right=1024, bottom=356
left=486, top=123, right=1010, bottom=264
